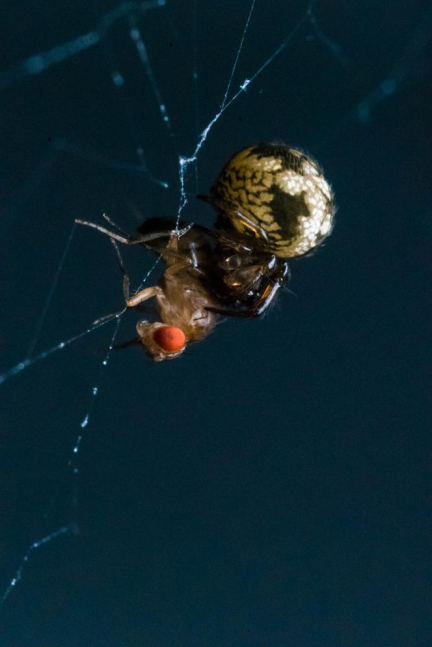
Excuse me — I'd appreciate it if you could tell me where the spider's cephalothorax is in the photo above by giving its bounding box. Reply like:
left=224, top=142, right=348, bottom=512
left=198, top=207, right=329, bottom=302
left=210, top=142, right=336, bottom=258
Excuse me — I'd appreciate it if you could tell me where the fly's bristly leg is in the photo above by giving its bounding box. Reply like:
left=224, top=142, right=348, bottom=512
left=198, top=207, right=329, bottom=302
left=75, top=218, right=194, bottom=246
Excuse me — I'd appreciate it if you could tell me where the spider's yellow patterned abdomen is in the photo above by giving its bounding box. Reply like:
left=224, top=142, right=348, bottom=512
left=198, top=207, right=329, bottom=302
left=211, top=143, right=336, bottom=258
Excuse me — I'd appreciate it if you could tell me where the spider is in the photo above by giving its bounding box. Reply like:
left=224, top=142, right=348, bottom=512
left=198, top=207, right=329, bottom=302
left=77, top=142, right=335, bottom=360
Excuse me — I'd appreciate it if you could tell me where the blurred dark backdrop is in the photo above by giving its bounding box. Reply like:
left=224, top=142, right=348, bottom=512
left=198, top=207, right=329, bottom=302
left=0, top=1, right=430, bottom=645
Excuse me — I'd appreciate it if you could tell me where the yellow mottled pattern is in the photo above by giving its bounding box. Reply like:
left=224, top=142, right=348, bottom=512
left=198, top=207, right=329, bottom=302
left=211, top=145, right=335, bottom=258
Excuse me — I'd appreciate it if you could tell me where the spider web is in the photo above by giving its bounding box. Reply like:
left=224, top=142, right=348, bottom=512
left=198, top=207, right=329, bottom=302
left=0, top=0, right=429, bottom=643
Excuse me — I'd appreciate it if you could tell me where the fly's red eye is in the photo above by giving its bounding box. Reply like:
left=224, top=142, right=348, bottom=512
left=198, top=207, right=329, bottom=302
left=153, top=326, right=186, bottom=352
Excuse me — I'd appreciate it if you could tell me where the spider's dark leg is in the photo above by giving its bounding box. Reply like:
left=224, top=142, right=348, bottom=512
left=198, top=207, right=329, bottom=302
left=206, top=261, right=290, bottom=318
left=228, top=211, right=269, bottom=241
left=196, top=194, right=211, bottom=203
left=206, top=281, right=283, bottom=318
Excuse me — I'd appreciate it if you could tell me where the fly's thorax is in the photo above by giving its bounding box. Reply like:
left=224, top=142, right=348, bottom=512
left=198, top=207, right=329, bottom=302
left=157, top=272, right=217, bottom=341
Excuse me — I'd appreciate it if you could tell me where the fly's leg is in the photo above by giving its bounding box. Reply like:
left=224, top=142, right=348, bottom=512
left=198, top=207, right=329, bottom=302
left=126, top=285, right=162, bottom=308
left=108, top=237, right=162, bottom=308
left=76, top=213, right=193, bottom=246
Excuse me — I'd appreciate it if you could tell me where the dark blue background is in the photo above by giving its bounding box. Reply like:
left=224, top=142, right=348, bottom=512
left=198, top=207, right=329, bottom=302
left=0, top=1, right=430, bottom=645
